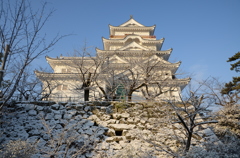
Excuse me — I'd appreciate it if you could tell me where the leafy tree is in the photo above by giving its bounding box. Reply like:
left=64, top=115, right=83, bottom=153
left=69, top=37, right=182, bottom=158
left=221, top=52, right=240, bottom=104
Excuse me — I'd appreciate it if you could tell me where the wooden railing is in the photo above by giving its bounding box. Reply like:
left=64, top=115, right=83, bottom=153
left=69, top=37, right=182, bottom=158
left=110, top=35, right=156, bottom=39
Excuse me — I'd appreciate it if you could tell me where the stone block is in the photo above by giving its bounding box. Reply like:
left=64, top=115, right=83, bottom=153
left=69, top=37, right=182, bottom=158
left=67, top=110, right=77, bottom=116
left=85, top=120, right=94, bottom=127
left=88, top=114, right=99, bottom=121
left=82, top=114, right=89, bottom=119
left=28, top=129, right=41, bottom=136
left=74, top=115, right=82, bottom=121
left=54, top=124, right=63, bottom=129
left=98, top=121, right=108, bottom=127
left=112, top=113, right=121, bottom=119
left=108, top=124, right=136, bottom=131
left=140, top=119, right=146, bottom=124
left=101, top=114, right=111, bottom=121
left=122, top=130, right=128, bottom=136
left=43, top=107, right=52, bottom=113
left=99, top=141, right=110, bottom=150
left=38, top=111, right=45, bottom=117
left=42, top=133, right=50, bottom=141
left=51, top=104, right=60, bottom=110
left=52, top=109, right=61, bottom=115
left=120, top=113, right=130, bottom=118
left=85, top=129, right=93, bottom=135
left=54, top=114, right=62, bottom=120
left=24, top=104, right=36, bottom=111
left=59, top=104, right=65, bottom=110
left=17, top=130, right=29, bottom=139
left=27, top=136, right=40, bottom=143
left=119, top=118, right=126, bottom=124
left=106, top=137, right=114, bottom=142
left=36, top=106, right=44, bottom=111
left=95, top=128, right=105, bottom=136
left=75, top=104, right=84, bottom=110
left=127, top=117, right=134, bottom=123
left=84, top=106, right=91, bottom=112
left=112, top=142, right=122, bottom=150
left=45, top=113, right=54, bottom=120
left=63, top=114, right=72, bottom=120
left=112, top=136, right=124, bottom=142
left=28, top=109, right=37, bottom=116
left=106, top=119, right=116, bottom=124
left=105, top=128, right=115, bottom=136
left=85, top=151, right=94, bottom=158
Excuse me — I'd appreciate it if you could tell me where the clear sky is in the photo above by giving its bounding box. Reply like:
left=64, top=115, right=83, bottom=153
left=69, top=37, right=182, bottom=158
left=32, top=0, right=240, bottom=83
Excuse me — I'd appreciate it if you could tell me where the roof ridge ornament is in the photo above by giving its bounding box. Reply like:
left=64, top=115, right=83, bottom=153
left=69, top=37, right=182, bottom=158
left=130, top=15, right=133, bottom=19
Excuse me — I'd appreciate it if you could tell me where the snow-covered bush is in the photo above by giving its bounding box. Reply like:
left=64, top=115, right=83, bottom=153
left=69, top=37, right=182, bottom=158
left=183, top=140, right=240, bottom=158
left=0, top=140, right=37, bottom=158
left=213, top=104, right=240, bottom=139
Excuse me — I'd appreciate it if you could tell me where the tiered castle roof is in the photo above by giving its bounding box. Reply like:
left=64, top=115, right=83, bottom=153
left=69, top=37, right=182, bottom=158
left=36, top=17, right=190, bottom=99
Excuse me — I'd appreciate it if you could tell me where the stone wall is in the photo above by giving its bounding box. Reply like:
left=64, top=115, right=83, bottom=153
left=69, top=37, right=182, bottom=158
left=0, top=101, right=219, bottom=157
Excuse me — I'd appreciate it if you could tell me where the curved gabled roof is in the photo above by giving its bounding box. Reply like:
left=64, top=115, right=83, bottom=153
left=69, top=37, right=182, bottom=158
left=35, top=70, right=80, bottom=81
left=45, top=56, right=95, bottom=70
left=118, top=41, right=149, bottom=51
left=109, top=17, right=156, bottom=35
left=96, top=48, right=172, bottom=60
left=103, top=34, right=163, bottom=43
left=102, top=36, right=164, bottom=50
left=119, top=17, right=145, bottom=27
left=156, top=78, right=191, bottom=90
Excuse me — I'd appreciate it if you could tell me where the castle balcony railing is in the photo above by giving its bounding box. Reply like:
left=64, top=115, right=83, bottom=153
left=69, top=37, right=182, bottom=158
left=110, top=35, right=156, bottom=39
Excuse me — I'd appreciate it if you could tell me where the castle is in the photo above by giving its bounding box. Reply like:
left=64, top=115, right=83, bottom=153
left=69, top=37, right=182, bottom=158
left=35, top=17, right=190, bottom=102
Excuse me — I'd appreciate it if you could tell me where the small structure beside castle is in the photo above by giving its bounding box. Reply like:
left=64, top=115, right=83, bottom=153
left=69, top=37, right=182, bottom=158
left=36, top=17, right=190, bottom=102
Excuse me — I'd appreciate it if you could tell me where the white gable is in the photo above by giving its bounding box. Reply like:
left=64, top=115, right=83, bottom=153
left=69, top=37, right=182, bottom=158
left=146, top=54, right=171, bottom=64
left=108, top=54, right=128, bottom=64
left=120, top=18, right=144, bottom=27
left=118, top=41, right=149, bottom=51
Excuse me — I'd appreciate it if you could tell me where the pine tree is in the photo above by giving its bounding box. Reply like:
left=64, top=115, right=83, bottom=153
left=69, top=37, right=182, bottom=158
left=221, top=52, right=240, bottom=95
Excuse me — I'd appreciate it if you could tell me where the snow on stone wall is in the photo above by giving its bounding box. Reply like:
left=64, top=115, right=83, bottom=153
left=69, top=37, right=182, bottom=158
left=0, top=101, right=220, bottom=157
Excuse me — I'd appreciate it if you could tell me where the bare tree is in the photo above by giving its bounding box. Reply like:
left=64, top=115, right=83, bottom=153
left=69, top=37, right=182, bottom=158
left=95, top=61, right=122, bottom=101
left=35, top=68, right=62, bottom=101
left=16, top=67, right=39, bottom=101
left=132, top=82, right=219, bottom=156
left=0, top=0, right=65, bottom=108
left=63, top=45, right=104, bottom=101
left=118, top=55, right=176, bottom=102
left=197, top=77, right=240, bottom=107
left=166, top=83, right=218, bottom=152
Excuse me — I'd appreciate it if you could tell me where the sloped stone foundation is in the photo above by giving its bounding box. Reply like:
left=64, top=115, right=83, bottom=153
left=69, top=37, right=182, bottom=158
left=0, top=101, right=220, bottom=157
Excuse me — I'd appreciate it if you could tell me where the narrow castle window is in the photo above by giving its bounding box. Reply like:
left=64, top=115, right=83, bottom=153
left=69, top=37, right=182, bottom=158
left=62, top=68, right=67, bottom=73
left=57, top=84, right=68, bottom=90
left=62, top=69, right=71, bottom=73
left=62, top=85, right=68, bottom=90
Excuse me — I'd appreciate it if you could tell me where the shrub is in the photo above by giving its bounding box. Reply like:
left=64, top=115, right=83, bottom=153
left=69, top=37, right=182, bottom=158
left=183, top=140, right=240, bottom=158
left=0, top=140, right=37, bottom=158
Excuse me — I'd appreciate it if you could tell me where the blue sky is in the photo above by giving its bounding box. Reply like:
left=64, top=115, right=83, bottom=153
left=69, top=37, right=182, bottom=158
left=33, top=0, right=240, bottom=83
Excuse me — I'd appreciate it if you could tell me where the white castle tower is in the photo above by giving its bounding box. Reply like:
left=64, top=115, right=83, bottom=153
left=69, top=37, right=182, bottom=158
left=36, top=17, right=190, bottom=102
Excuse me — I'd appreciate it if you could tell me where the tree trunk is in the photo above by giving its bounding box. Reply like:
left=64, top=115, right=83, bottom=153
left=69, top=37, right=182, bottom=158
left=96, top=83, right=108, bottom=101
left=127, top=90, right=133, bottom=102
left=0, top=45, right=10, bottom=89
left=185, top=131, right=192, bottom=152
left=84, top=89, right=89, bottom=101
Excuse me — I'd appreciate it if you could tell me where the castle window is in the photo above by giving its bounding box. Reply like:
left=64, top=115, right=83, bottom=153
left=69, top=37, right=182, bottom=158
left=57, top=85, right=62, bottom=90
left=57, top=84, right=68, bottom=90
left=62, top=85, right=68, bottom=90
left=62, top=69, right=71, bottom=73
